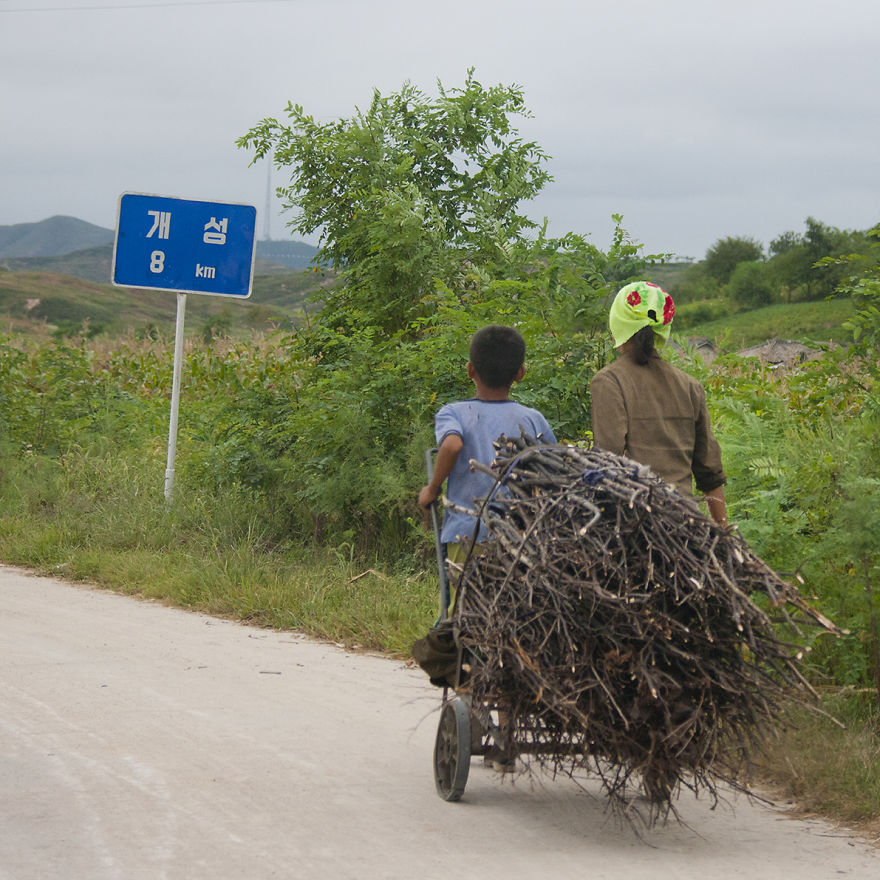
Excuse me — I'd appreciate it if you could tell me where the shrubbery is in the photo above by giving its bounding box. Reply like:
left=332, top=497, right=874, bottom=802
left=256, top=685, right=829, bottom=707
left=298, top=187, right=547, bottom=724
left=727, top=260, right=776, bottom=308
left=699, top=349, right=880, bottom=690
left=672, top=299, right=728, bottom=330
left=668, top=218, right=877, bottom=316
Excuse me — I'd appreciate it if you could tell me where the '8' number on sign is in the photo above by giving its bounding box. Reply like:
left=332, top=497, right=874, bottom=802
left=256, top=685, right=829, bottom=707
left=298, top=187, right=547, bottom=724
left=149, top=250, right=165, bottom=274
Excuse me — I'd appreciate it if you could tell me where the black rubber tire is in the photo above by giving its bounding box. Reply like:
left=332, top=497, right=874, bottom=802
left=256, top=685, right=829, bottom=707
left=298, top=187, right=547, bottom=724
left=433, top=698, right=471, bottom=801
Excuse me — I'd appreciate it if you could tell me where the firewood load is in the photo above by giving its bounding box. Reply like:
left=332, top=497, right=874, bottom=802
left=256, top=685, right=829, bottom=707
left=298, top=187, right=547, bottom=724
left=450, top=433, right=841, bottom=814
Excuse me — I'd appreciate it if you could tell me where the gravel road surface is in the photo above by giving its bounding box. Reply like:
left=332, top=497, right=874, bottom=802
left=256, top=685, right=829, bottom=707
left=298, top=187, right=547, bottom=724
left=1, top=564, right=877, bottom=879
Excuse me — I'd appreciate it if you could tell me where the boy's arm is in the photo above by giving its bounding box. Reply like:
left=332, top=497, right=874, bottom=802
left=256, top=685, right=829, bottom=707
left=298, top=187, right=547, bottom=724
left=418, top=433, right=463, bottom=509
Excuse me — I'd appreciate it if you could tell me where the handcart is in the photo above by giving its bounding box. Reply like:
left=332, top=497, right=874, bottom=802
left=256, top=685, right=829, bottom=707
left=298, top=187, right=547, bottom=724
left=425, top=449, right=513, bottom=802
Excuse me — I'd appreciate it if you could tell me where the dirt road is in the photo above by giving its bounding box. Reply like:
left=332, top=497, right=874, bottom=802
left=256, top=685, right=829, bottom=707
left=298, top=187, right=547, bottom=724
left=1, top=564, right=877, bottom=879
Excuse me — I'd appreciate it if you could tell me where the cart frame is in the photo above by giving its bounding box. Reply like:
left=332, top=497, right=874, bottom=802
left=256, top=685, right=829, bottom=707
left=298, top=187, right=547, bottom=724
left=425, top=448, right=513, bottom=801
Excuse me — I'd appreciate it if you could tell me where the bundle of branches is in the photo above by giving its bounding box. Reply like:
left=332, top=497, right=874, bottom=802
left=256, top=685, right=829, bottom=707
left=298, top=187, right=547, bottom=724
left=452, top=433, right=841, bottom=816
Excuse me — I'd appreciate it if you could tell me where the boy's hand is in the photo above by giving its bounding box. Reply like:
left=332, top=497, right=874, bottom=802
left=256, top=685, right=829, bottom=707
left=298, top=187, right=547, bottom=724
left=418, top=484, right=441, bottom=509
left=420, top=433, right=462, bottom=510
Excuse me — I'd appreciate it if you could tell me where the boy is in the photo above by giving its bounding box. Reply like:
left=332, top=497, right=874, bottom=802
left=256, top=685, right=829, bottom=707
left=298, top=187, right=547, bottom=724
left=418, top=324, right=556, bottom=579
left=416, top=325, right=555, bottom=773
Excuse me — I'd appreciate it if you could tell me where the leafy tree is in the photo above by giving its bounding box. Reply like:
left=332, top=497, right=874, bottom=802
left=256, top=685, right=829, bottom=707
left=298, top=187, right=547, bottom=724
left=704, top=236, right=764, bottom=284
left=768, top=217, right=871, bottom=301
left=232, top=74, right=667, bottom=546
left=769, top=230, right=802, bottom=256
left=727, top=260, right=775, bottom=309
left=238, top=71, right=551, bottom=335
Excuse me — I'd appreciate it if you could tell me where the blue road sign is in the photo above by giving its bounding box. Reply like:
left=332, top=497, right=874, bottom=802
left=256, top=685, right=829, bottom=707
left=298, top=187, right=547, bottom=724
left=112, top=193, right=257, bottom=297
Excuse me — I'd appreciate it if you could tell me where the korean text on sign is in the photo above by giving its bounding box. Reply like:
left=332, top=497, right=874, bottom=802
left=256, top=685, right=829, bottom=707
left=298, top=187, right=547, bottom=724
left=112, top=194, right=257, bottom=298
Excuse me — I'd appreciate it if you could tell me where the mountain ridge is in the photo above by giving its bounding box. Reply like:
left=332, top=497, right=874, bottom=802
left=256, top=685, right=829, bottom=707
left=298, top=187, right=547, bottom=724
left=0, top=218, right=329, bottom=338
left=0, top=216, right=113, bottom=258
left=0, top=216, right=319, bottom=272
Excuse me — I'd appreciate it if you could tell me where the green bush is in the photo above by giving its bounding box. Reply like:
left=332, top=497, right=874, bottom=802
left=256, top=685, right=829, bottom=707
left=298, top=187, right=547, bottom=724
left=673, top=299, right=729, bottom=330
left=704, top=235, right=764, bottom=284
left=666, top=261, right=722, bottom=304
left=727, top=260, right=777, bottom=308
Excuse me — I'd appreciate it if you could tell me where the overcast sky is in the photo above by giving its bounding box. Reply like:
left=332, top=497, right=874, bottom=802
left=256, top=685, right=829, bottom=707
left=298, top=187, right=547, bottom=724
left=2, top=0, right=878, bottom=260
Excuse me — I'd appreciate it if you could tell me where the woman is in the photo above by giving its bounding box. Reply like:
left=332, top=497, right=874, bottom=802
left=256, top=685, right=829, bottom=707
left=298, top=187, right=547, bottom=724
left=590, top=281, right=728, bottom=526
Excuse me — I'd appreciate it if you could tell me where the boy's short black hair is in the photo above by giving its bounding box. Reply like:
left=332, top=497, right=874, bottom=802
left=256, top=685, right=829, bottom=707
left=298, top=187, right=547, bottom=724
left=469, top=325, right=526, bottom=388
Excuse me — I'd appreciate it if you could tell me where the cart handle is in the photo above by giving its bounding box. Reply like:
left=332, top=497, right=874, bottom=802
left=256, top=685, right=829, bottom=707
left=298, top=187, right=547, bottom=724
left=425, top=448, right=451, bottom=621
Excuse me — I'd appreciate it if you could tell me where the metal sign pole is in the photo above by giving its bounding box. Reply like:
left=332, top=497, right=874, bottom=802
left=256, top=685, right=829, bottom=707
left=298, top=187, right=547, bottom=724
left=164, top=292, right=187, bottom=503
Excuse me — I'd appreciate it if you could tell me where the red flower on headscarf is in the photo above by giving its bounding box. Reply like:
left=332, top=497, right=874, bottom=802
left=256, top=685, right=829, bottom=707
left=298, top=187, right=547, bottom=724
left=626, top=289, right=641, bottom=307
left=663, top=294, right=675, bottom=325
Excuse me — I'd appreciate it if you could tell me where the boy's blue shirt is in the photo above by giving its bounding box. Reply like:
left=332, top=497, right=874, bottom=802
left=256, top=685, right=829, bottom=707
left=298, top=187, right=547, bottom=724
left=435, top=398, right=556, bottom=544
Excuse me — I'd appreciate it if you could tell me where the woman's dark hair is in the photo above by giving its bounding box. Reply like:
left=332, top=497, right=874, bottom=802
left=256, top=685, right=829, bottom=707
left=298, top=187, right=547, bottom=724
left=630, top=325, right=659, bottom=366
left=469, top=325, right=526, bottom=388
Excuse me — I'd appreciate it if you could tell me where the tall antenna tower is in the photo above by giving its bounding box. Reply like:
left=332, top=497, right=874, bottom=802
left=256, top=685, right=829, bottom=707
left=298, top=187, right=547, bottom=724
left=263, top=160, right=272, bottom=241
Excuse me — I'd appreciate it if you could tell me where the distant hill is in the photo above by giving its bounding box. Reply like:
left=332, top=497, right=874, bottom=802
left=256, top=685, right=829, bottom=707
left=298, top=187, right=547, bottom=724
left=256, top=239, right=320, bottom=270
left=0, top=266, right=330, bottom=340
left=0, top=216, right=113, bottom=258
left=1, top=244, right=315, bottom=285
left=0, top=216, right=329, bottom=340
left=0, top=216, right=320, bottom=275
left=1, top=246, right=116, bottom=285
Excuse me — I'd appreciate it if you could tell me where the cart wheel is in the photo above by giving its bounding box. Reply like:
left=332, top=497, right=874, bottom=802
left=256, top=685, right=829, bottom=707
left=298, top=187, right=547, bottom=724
left=434, top=698, right=471, bottom=801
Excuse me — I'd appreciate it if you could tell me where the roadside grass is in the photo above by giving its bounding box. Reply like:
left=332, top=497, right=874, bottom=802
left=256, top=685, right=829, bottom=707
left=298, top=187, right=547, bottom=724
left=683, top=297, right=857, bottom=349
left=0, top=521, right=437, bottom=658
left=0, top=450, right=436, bottom=656
left=755, top=693, right=880, bottom=842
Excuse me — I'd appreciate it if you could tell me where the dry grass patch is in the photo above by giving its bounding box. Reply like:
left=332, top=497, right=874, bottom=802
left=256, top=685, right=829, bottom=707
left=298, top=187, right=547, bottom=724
left=753, top=691, right=880, bottom=844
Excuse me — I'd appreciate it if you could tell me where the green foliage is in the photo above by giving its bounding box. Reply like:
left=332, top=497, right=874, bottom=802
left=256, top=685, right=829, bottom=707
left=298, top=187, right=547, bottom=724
left=829, top=224, right=880, bottom=356
left=694, top=220, right=874, bottom=308
left=666, top=260, right=722, bottom=304
left=672, top=299, right=728, bottom=330
left=768, top=217, right=871, bottom=302
left=200, top=307, right=233, bottom=344
left=683, top=297, right=857, bottom=348
left=52, top=319, right=108, bottom=340
left=239, top=71, right=552, bottom=335
left=726, top=260, right=776, bottom=308
left=704, top=235, right=764, bottom=284
left=769, top=230, right=802, bottom=255
left=0, top=337, right=162, bottom=455
left=705, top=352, right=880, bottom=688
left=231, top=75, right=666, bottom=544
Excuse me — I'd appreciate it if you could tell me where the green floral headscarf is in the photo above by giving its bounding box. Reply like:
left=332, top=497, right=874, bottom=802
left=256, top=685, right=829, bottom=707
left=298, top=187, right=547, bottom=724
left=609, top=281, right=676, bottom=348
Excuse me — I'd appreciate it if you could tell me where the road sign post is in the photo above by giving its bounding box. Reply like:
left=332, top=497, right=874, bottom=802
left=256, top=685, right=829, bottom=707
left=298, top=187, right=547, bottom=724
left=112, top=193, right=257, bottom=502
